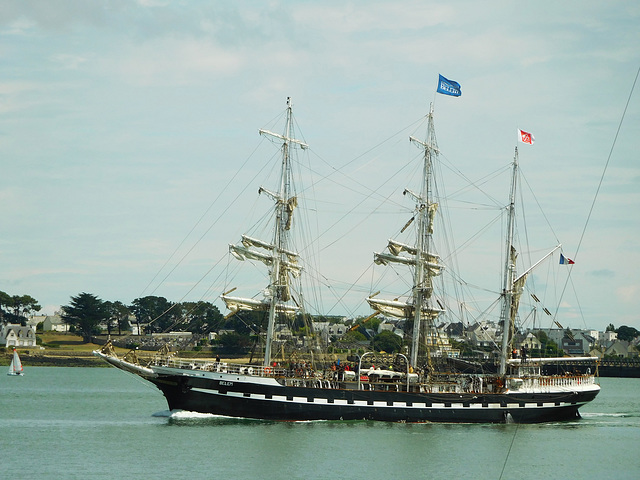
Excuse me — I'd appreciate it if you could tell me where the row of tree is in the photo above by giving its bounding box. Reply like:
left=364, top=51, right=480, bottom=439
left=605, top=323, right=640, bottom=342
left=0, top=291, right=41, bottom=324
left=3, top=290, right=640, bottom=354
left=60, top=292, right=229, bottom=342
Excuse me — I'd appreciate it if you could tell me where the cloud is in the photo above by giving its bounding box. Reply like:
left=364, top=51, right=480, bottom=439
left=617, top=285, right=640, bottom=304
left=50, top=53, right=90, bottom=70
left=0, top=1, right=638, bottom=332
left=588, top=269, right=615, bottom=278
left=0, top=17, right=37, bottom=36
left=105, top=37, right=245, bottom=87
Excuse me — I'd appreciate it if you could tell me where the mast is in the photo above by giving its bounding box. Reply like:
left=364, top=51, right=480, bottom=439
left=221, top=98, right=308, bottom=368
left=408, top=104, right=438, bottom=368
left=259, top=97, right=306, bottom=367
left=498, top=147, right=519, bottom=375
left=366, top=104, right=445, bottom=369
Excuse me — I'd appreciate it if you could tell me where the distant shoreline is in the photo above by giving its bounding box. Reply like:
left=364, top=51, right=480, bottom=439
left=3, top=349, right=640, bottom=377
left=1, top=350, right=107, bottom=367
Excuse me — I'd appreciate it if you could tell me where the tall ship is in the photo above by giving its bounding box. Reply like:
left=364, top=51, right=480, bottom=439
left=95, top=96, right=600, bottom=423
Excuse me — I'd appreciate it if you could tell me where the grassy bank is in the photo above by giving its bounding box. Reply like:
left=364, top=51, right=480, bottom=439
left=1, top=332, right=235, bottom=367
left=1, top=332, right=134, bottom=367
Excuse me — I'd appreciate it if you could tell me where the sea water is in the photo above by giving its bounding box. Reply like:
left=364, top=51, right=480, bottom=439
left=1, top=368, right=638, bottom=480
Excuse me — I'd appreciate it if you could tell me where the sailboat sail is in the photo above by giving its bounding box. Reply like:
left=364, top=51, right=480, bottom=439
left=8, top=349, right=23, bottom=376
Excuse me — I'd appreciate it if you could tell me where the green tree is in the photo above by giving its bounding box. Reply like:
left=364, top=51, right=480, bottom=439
left=340, top=330, right=368, bottom=344
left=179, top=301, right=224, bottom=334
left=372, top=330, right=403, bottom=353
left=12, top=294, right=41, bottom=319
left=105, top=301, right=132, bottom=335
left=224, top=310, right=265, bottom=336
left=218, top=331, right=252, bottom=354
left=0, top=290, right=14, bottom=323
left=616, top=325, right=640, bottom=342
left=606, top=323, right=616, bottom=332
left=130, top=296, right=176, bottom=334
left=62, top=293, right=108, bottom=342
left=0, top=291, right=41, bottom=324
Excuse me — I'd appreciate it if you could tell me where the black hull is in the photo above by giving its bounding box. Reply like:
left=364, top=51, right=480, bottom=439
left=147, top=372, right=599, bottom=424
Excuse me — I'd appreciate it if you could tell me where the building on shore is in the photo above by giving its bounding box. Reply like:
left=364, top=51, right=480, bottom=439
left=1, top=324, right=37, bottom=348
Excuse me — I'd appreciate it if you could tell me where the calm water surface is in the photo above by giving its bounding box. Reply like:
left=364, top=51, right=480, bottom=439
left=1, top=367, right=638, bottom=479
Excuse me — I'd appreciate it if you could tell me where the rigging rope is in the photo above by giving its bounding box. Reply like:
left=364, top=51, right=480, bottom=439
left=498, top=423, right=520, bottom=480
left=139, top=140, right=266, bottom=298
left=554, top=64, right=639, bottom=320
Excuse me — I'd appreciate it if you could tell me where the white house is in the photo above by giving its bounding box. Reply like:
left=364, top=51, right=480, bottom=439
left=1, top=324, right=37, bottom=347
left=28, top=314, right=46, bottom=331
left=604, top=340, right=630, bottom=358
left=600, top=330, right=617, bottom=344
left=467, top=321, right=499, bottom=348
left=42, top=314, right=68, bottom=332
left=518, top=332, right=542, bottom=351
left=315, top=322, right=349, bottom=344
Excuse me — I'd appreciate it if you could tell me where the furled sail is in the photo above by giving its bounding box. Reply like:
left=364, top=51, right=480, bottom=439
left=240, top=235, right=298, bottom=260
left=221, top=295, right=299, bottom=315
left=427, top=203, right=437, bottom=234
left=229, top=235, right=302, bottom=277
left=284, top=196, right=297, bottom=230
left=366, top=297, right=444, bottom=319
left=230, top=244, right=273, bottom=264
left=509, top=273, right=528, bottom=323
left=374, top=240, right=443, bottom=276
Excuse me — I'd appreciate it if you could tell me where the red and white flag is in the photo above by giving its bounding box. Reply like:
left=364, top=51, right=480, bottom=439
left=518, top=129, right=535, bottom=145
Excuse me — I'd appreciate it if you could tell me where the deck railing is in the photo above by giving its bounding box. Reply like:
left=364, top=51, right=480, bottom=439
left=151, top=355, right=597, bottom=393
left=156, top=357, right=288, bottom=377
left=517, top=374, right=596, bottom=390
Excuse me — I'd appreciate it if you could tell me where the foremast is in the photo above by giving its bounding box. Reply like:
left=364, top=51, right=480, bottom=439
left=367, top=104, right=445, bottom=369
left=221, top=97, right=308, bottom=368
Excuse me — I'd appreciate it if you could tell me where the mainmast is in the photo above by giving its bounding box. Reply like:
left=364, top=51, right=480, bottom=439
left=498, top=147, right=519, bottom=375
left=221, top=98, right=308, bottom=368
left=367, top=104, right=445, bottom=370
left=408, top=105, right=438, bottom=368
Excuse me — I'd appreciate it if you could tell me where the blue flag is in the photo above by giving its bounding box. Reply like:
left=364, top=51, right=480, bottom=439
left=436, top=74, right=462, bottom=97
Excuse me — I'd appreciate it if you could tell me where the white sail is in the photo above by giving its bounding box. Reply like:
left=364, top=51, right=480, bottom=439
left=510, top=273, right=527, bottom=325
left=229, top=244, right=273, bottom=264
left=366, top=297, right=444, bottom=320
left=240, top=235, right=299, bottom=260
left=221, top=295, right=299, bottom=315
left=374, top=250, right=442, bottom=276
left=8, top=349, right=23, bottom=376
left=229, top=244, right=302, bottom=278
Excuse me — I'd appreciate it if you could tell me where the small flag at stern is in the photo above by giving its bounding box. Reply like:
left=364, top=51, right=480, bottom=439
left=560, top=253, right=575, bottom=265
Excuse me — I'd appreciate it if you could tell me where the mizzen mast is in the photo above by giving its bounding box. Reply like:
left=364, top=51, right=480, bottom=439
left=498, top=147, right=519, bottom=375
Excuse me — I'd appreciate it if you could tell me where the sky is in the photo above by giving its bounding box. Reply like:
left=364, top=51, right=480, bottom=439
left=1, top=0, right=639, bottom=333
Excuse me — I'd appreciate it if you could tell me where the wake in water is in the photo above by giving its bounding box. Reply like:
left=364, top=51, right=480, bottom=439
left=581, top=412, right=630, bottom=418
left=154, top=409, right=270, bottom=425
left=154, top=410, right=359, bottom=425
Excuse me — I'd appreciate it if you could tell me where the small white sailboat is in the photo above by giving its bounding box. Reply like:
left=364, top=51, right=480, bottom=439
left=8, top=348, right=24, bottom=376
